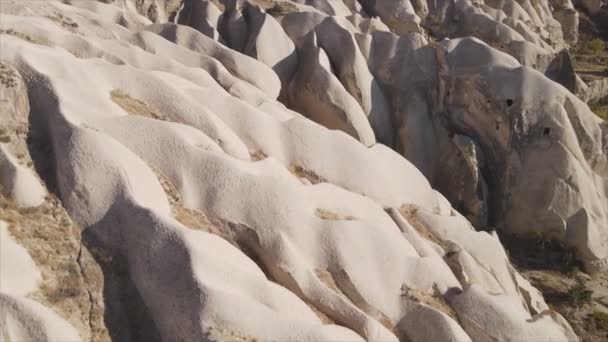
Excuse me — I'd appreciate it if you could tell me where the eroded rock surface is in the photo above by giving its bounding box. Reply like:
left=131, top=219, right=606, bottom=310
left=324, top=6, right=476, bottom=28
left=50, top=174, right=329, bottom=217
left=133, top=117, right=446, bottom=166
left=0, top=0, right=606, bottom=341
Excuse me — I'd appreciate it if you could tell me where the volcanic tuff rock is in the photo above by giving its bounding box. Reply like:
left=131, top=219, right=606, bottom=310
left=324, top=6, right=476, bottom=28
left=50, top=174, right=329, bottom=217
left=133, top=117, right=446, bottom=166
left=0, top=0, right=606, bottom=341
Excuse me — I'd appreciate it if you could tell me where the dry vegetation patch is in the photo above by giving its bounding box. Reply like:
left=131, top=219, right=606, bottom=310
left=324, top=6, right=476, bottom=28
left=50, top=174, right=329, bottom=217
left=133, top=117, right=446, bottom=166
left=110, top=89, right=172, bottom=121
left=519, top=269, right=608, bottom=341
left=314, top=268, right=394, bottom=330
left=0, top=127, right=10, bottom=143
left=288, top=164, right=326, bottom=184
left=154, top=169, right=341, bottom=327
left=400, top=284, right=458, bottom=320
left=0, top=28, right=40, bottom=45
left=496, top=232, right=608, bottom=339
left=0, top=61, right=31, bottom=160
left=154, top=170, right=239, bottom=247
left=46, top=12, right=79, bottom=32
left=0, top=61, right=19, bottom=88
left=249, top=150, right=268, bottom=161
left=0, top=193, right=107, bottom=341
left=590, top=98, right=608, bottom=120
left=314, top=208, right=355, bottom=221
left=399, top=204, right=445, bottom=247
left=0, top=78, right=106, bottom=339
left=314, top=268, right=347, bottom=297
left=589, top=311, right=608, bottom=332
left=204, top=326, right=258, bottom=342
left=572, top=9, right=608, bottom=121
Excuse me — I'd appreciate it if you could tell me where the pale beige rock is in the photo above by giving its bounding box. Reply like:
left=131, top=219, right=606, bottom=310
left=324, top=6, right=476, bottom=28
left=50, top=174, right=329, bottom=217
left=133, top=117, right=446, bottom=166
left=0, top=221, right=41, bottom=296
left=396, top=303, right=472, bottom=342
left=359, top=0, right=422, bottom=34
left=286, top=32, right=376, bottom=145
left=176, top=0, right=222, bottom=40
left=113, top=0, right=183, bottom=22
left=0, top=145, right=46, bottom=208
left=439, top=38, right=608, bottom=271
left=0, top=1, right=596, bottom=342
left=314, top=17, right=394, bottom=145
left=145, top=23, right=282, bottom=98
left=450, top=285, right=578, bottom=342
left=0, top=294, right=82, bottom=342
left=241, top=3, right=298, bottom=84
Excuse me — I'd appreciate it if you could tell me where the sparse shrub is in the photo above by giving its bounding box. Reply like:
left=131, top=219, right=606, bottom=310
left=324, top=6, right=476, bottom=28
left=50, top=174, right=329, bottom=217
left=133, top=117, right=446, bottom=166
left=584, top=38, right=607, bottom=54
left=589, top=99, right=608, bottom=121
left=526, top=232, right=580, bottom=272
left=567, top=279, right=593, bottom=307
left=590, top=311, right=608, bottom=330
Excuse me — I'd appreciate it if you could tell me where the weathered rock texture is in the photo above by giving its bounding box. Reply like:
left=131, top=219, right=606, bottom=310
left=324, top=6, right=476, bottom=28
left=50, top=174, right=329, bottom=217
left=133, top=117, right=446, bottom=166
left=0, top=0, right=606, bottom=341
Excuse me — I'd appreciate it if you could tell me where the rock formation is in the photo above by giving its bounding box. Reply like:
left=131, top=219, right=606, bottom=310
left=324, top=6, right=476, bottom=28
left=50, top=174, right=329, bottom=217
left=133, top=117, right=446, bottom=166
left=0, top=0, right=606, bottom=341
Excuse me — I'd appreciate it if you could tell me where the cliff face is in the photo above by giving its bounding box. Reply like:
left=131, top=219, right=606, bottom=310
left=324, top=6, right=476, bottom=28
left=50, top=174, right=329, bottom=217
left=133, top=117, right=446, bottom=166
left=0, top=0, right=606, bottom=341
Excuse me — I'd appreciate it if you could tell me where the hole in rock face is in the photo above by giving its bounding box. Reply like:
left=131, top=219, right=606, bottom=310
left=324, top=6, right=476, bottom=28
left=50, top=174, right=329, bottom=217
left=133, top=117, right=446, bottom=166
left=543, top=127, right=551, bottom=136
left=506, top=99, right=514, bottom=107
left=147, top=4, right=159, bottom=22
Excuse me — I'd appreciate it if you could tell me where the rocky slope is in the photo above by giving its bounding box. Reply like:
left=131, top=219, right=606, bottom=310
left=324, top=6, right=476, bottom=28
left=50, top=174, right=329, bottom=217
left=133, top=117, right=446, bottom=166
left=0, top=0, right=606, bottom=341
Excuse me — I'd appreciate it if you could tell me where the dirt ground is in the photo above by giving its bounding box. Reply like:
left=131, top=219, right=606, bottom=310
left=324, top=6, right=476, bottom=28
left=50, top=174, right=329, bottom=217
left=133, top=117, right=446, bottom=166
left=500, top=233, right=608, bottom=341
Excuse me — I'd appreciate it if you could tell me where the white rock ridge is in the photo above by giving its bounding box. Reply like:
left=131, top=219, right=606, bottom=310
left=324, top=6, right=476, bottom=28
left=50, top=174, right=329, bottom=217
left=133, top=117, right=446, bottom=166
left=0, top=0, right=606, bottom=341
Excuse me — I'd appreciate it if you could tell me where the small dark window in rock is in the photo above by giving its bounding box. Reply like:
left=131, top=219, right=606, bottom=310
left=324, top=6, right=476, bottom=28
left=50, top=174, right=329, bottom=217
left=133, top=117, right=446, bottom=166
left=543, top=127, right=551, bottom=136
left=506, top=99, right=514, bottom=107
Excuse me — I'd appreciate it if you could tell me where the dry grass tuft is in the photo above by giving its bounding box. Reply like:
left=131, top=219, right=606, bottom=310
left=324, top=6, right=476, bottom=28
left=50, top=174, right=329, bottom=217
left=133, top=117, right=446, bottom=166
left=249, top=150, right=268, bottom=161
left=589, top=311, right=608, bottom=331
left=399, top=204, right=445, bottom=248
left=401, top=284, right=458, bottom=319
left=0, top=60, right=19, bottom=88
left=314, top=208, right=355, bottom=221
left=580, top=38, right=607, bottom=55
left=288, top=165, right=326, bottom=184
left=204, top=326, right=258, bottom=342
left=110, top=89, right=171, bottom=121
left=46, top=12, right=79, bottom=32
left=0, top=28, right=40, bottom=45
